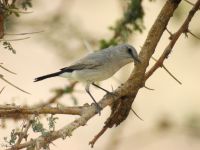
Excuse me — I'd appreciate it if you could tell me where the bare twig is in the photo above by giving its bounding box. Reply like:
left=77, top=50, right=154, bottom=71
left=187, top=30, right=200, bottom=40
left=0, top=64, right=16, bottom=75
left=0, top=86, right=5, bottom=94
left=165, top=27, right=173, bottom=37
left=131, top=108, right=143, bottom=121
left=0, top=74, right=30, bottom=94
left=89, top=126, right=108, bottom=148
left=6, top=8, right=33, bottom=14
left=151, top=57, right=182, bottom=85
left=144, top=85, right=154, bottom=90
left=184, top=0, right=200, bottom=10
left=5, top=30, right=44, bottom=36
left=0, top=37, right=30, bottom=41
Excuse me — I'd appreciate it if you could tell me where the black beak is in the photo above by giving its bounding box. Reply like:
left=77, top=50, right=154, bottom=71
left=131, top=53, right=141, bottom=64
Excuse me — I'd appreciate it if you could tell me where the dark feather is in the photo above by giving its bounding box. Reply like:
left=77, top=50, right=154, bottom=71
left=34, top=71, right=62, bottom=82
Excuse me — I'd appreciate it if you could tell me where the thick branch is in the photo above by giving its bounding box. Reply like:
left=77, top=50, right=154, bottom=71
left=0, top=105, right=82, bottom=117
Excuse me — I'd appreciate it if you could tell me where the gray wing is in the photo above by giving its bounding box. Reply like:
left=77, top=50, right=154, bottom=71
left=60, top=50, right=110, bottom=72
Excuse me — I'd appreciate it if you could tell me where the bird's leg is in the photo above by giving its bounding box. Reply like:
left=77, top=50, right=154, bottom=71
left=92, top=83, right=116, bottom=96
left=85, top=84, right=102, bottom=115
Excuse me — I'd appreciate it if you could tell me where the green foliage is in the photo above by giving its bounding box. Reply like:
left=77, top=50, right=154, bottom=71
left=3, top=129, right=17, bottom=145
left=3, top=41, right=16, bottom=54
left=1, top=0, right=32, bottom=17
left=32, top=117, right=48, bottom=136
left=2, top=4, right=20, bottom=17
left=100, top=0, right=145, bottom=49
left=47, top=115, right=58, bottom=131
left=21, top=0, right=32, bottom=10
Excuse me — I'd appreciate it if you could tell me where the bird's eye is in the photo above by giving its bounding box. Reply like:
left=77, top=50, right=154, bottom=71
left=127, top=48, right=132, bottom=55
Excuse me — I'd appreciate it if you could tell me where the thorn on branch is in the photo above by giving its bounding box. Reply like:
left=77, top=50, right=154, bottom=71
left=151, top=57, right=182, bottom=85
left=0, top=64, right=16, bottom=75
left=0, top=37, right=30, bottom=42
left=165, top=27, right=173, bottom=39
left=0, top=74, right=30, bottom=94
left=131, top=108, right=143, bottom=121
left=5, top=30, right=44, bottom=36
left=187, top=30, right=200, bottom=40
left=0, top=86, right=5, bottom=94
left=144, top=85, right=155, bottom=90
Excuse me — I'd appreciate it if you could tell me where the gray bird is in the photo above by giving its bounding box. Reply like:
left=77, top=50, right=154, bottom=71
left=34, top=43, right=140, bottom=114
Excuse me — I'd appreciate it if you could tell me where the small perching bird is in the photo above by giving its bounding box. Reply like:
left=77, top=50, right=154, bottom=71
left=34, top=43, right=141, bottom=114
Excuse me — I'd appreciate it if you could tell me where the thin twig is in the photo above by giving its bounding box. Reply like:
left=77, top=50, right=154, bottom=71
left=151, top=57, right=182, bottom=85
left=5, top=30, right=44, bottom=36
left=188, top=30, right=200, bottom=40
left=131, top=108, right=143, bottom=121
left=0, top=64, right=16, bottom=75
left=89, top=126, right=108, bottom=148
left=184, top=0, right=200, bottom=10
left=0, top=86, right=5, bottom=94
left=0, top=37, right=30, bottom=41
left=0, top=75, right=30, bottom=94
left=165, top=27, right=173, bottom=37
left=7, top=8, right=33, bottom=14
left=144, top=85, right=154, bottom=90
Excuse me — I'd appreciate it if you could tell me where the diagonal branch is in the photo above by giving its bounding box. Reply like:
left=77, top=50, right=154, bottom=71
left=0, top=86, right=5, bottom=94
left=145, top=0, right=200, bottom=81
left=0, top=64, right=16, bottom=75
left=0, top=74, right=30, bottom=94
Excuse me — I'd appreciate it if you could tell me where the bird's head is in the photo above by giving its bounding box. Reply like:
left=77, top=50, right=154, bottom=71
left=116, top=44, right=141, bottom=64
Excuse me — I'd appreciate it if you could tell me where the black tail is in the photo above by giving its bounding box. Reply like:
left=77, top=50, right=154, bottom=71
left=34, top=71, right=62, bottom=82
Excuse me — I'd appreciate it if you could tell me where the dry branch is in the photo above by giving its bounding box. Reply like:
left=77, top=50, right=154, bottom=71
left=0, top=105, right=82, bottom=117
left=6, top=0, right=185, bottom=149
left=0, top=64, right=16, bottom=75
left=145, top=0, right=200, bottom=81
left=0, top=75, right=30, bottom=94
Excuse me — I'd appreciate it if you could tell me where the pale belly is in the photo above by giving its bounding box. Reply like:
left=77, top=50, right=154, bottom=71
left=71, top=69, right=115, bottom=82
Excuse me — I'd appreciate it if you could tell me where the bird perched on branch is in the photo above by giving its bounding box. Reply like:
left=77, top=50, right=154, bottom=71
left=34, top=43, right=141, bottom=114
